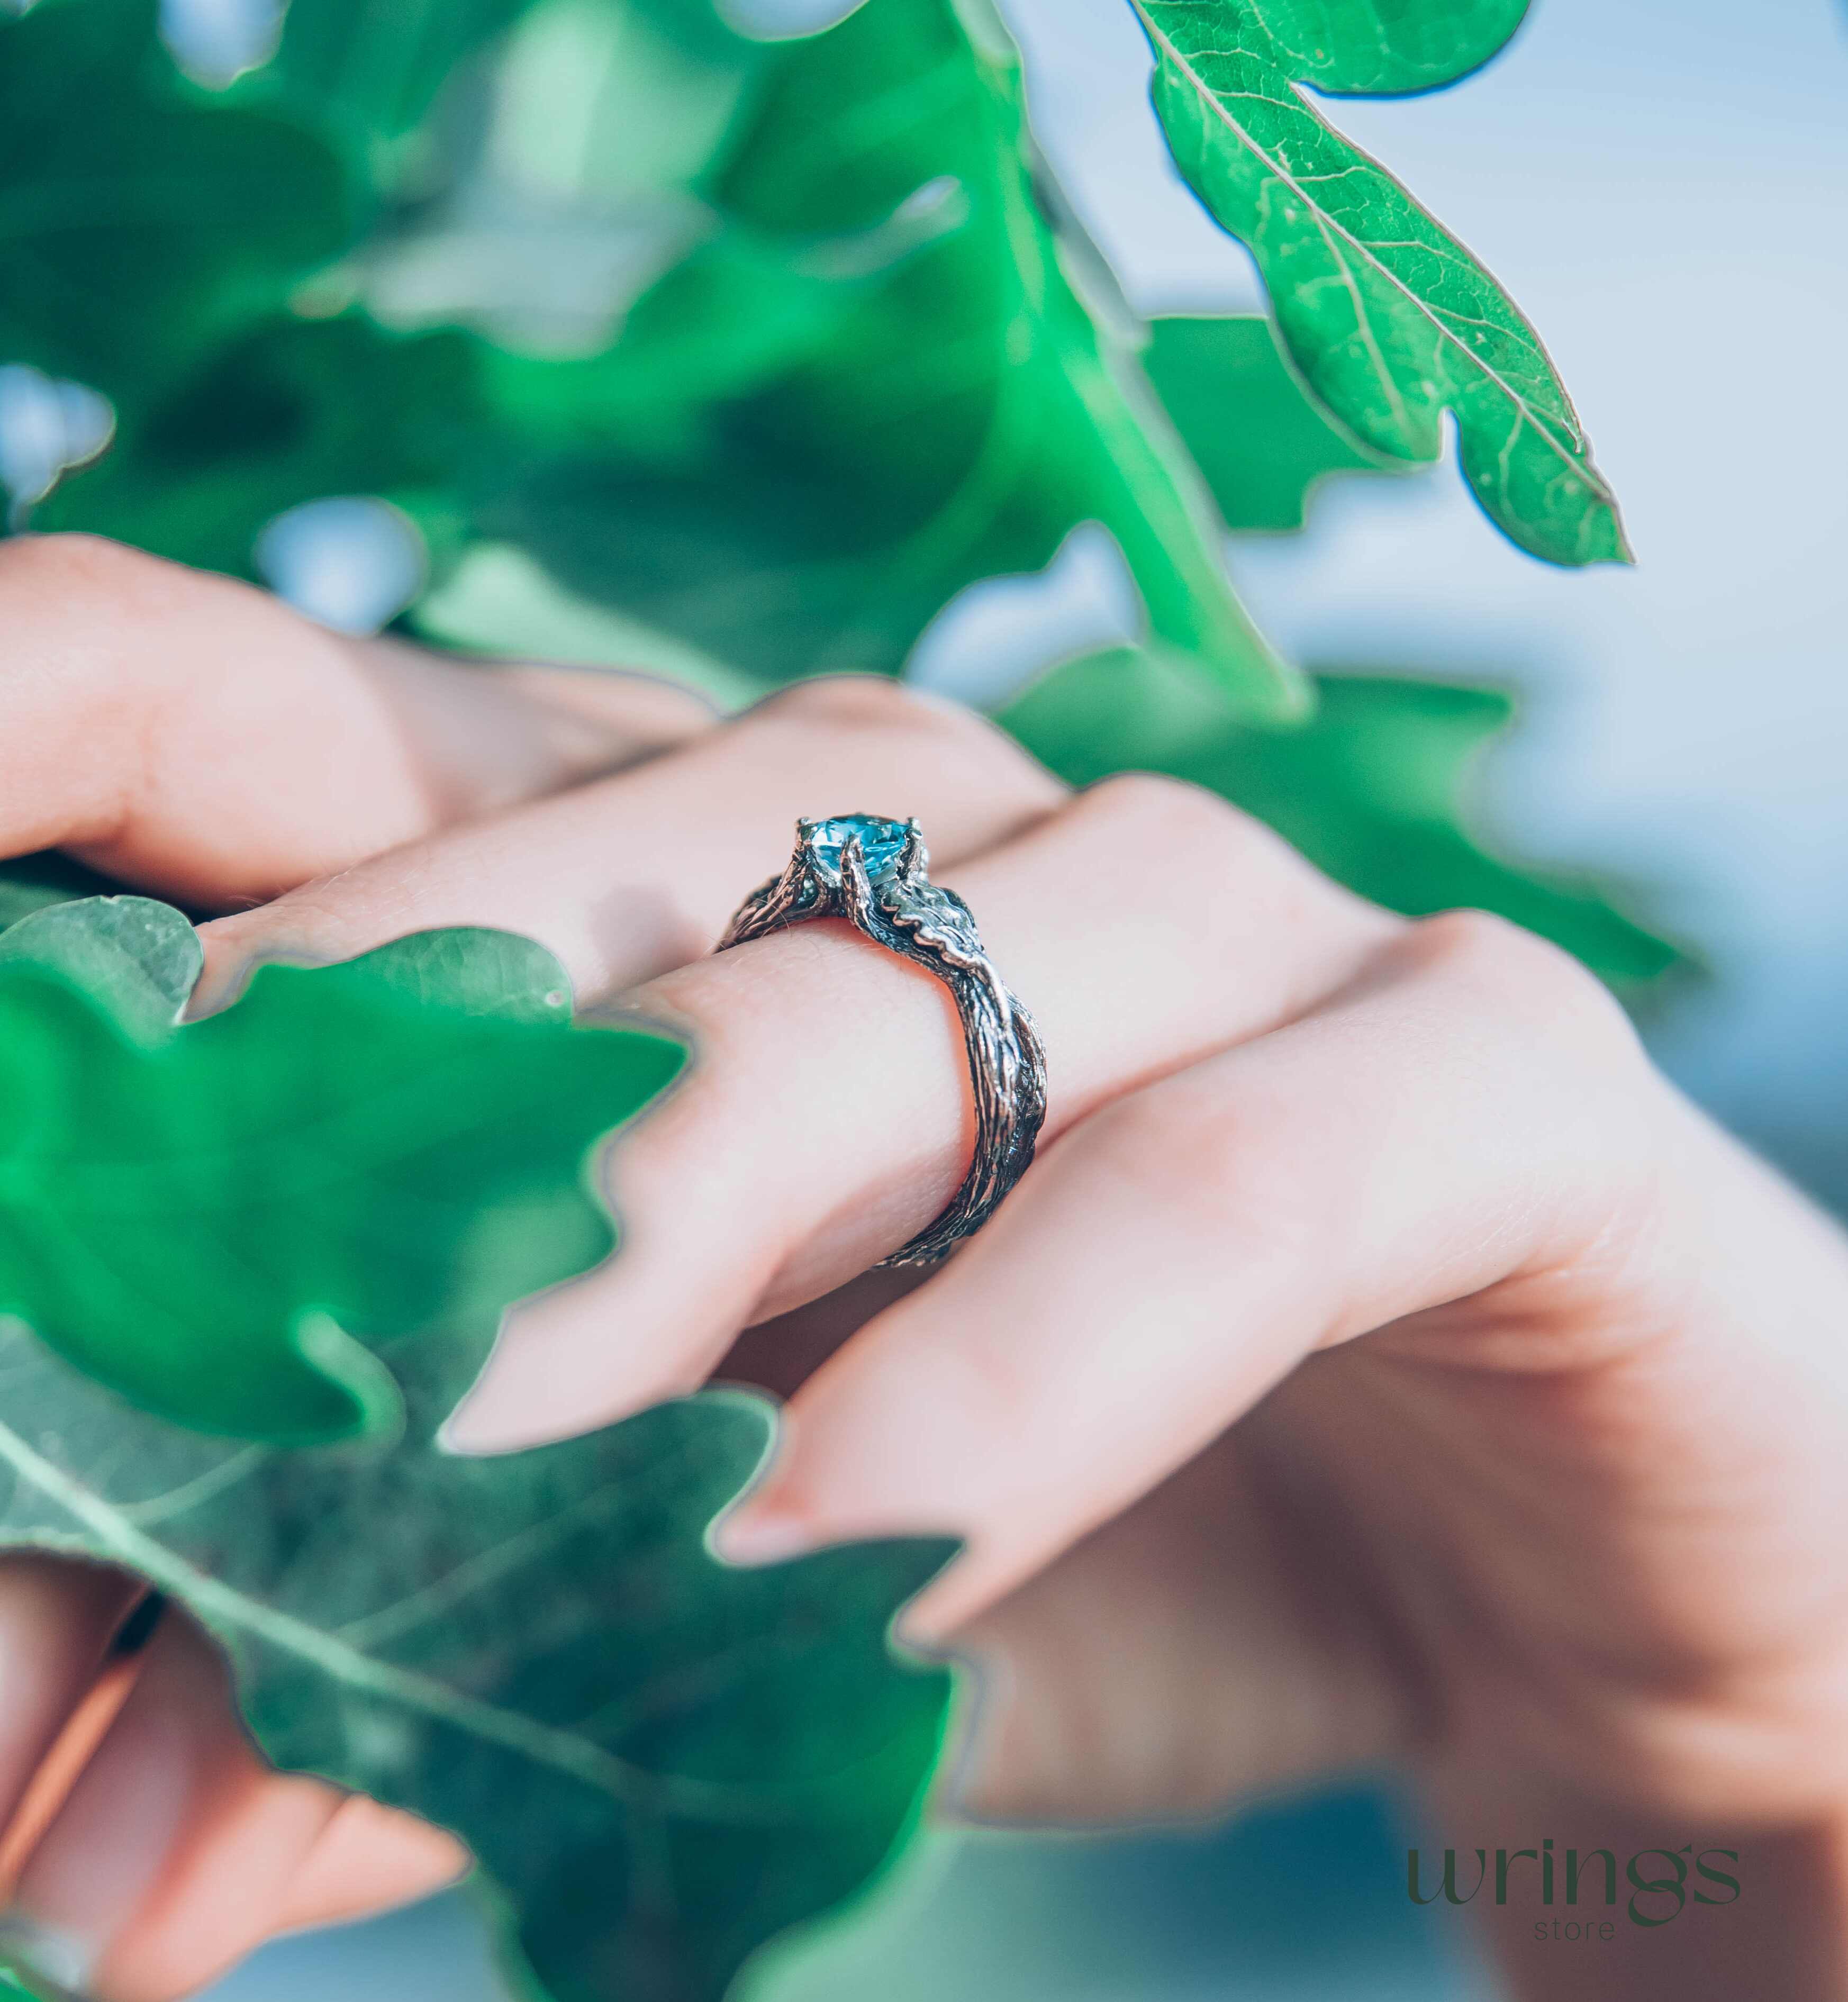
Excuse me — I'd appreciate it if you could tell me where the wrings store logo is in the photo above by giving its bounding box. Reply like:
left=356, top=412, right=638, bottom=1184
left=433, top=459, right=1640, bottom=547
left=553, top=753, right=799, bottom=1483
left=1408, top=1840, right=1741, bottom=1937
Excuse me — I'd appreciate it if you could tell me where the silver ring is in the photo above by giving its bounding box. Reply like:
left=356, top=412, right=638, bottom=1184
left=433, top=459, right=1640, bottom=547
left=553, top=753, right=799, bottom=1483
left=718, top=814, right=1047, bottom=1266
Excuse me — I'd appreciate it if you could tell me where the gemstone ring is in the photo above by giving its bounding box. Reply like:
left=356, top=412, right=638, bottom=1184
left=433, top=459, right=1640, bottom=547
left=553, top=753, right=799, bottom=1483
left=717, top=813, right=1047, bottom=1266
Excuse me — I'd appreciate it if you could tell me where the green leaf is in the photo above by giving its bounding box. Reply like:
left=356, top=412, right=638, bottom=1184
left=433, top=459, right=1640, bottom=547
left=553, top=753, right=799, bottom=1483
left=0, top=895, right=202, bottom=1036
left=1127, top=0, right=1628, bottom=566
left=0, top=0, right=351, bottom=417
left=1000, top=648, right=1678, bottom=985
left=257, top=0, right=539, bottom=153
left=0, top=1325, right=954, bottom=2002
left=413, top=540, right=765, bottom=711
left=0, top=898, right=951, bottom=1998
left=0, top=1949, right=63, bottom=2002
left=0, top=1963, right=66, bottom=2002
left=0, top=902, right=687, bottom=1441
left=1142, top=313, right=1392, bottom=531
left=1230, top=0, right=1528, bottom=95
left=488, top=0, right=1303, bottom=714
left=37, top=314, right=482, bottom=578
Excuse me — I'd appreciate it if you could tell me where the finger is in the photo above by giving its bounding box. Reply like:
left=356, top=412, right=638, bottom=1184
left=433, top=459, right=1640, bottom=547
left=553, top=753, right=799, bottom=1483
left=3, top=1608, right=464, bottom=2002
left=0, top=535, right=713, bottom=908
left=716, top=912, right=1672, bottom=1633
left=267, top=1795, right=470, bottom=1935
left=448, top=776, right=1399, bottom=1452
left=196, top=675, right=1064, bottom=1008
left=0, top=1560, right=143, bottom=1862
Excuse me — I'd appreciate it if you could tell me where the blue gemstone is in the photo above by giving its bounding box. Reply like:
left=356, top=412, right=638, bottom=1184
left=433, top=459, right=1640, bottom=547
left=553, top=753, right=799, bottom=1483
left=807, top=814, right=910, bottom=882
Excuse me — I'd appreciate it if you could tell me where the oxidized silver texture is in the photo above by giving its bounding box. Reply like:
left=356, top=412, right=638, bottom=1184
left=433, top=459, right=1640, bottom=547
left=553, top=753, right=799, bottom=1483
left=717, top=815, right=1047, bottom=1266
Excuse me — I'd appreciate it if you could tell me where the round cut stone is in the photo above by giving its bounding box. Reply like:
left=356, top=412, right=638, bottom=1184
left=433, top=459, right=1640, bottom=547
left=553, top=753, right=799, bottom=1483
left=807, top=814, right=910, bottom=882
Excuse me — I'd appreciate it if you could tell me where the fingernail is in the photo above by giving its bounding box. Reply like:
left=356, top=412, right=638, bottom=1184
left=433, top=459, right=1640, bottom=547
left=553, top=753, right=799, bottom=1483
left=439, top=1384, right=523, bottom=1455
left=182, top=930, right=251, bottom=1021
left=440, top=1372, right=551, bottom=1455
left=8, top=1636, right=204, bottom=1985
left=440, top=1297, right=702, bottom=1456
left=710, top=1507, right=818, bottom=1566
left=0, top=1562, right=139, bottom=1835
left=0, top=1910, right=95, bottom=1997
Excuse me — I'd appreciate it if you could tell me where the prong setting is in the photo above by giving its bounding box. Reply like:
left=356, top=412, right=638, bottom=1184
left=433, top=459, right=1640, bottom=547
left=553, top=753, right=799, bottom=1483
left=898, top=818, right=928, bottom=883
left=717, top=811, right=1046, bottom=1265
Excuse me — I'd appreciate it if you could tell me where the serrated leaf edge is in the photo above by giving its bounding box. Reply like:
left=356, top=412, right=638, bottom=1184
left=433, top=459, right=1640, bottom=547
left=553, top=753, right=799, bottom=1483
left=1128, top=0, right=1627, bottom=556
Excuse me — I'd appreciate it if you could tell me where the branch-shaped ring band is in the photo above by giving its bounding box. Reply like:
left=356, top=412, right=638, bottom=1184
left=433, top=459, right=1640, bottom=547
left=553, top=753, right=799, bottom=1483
left=717, top=813, right=1047, bottom=1266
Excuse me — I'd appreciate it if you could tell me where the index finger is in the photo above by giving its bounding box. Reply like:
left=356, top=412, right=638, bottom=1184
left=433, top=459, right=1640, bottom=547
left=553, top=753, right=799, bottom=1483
left=0, top=535, right=713, bottom=908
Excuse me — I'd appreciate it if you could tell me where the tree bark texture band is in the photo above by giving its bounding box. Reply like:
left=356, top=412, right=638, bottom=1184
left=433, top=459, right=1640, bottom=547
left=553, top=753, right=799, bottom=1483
left=717, top=814, right=1047, bottom=1266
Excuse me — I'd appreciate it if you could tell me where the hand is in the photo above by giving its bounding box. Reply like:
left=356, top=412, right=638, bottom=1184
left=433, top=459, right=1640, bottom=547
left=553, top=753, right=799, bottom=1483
left=6, top=538, right=1848, bottom=2002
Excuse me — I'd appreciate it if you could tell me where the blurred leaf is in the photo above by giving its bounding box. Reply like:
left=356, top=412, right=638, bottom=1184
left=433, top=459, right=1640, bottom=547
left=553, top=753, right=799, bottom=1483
left=1129, top=0, right=1628, bottom=566
left=0, top=0, right=351, bottom=416
left=13, top=0, right=1306, bottom=720
left=1142, top=314, right=1392, bottom=531
left=0, top=1964, right=65, bottom=2002
left=0, top=1299, right=951, bottom=2002
left=413, top=540, right=763, bottom=709
left=487, top=0, right=1303, bottom=713
left=490, top=0, right=758, bottom=205
left=258, top=0, right=539, bottom=152
left=1001, top=648, right=1678, bottom=985
left=630, top=0, right=775, bottom=64
left=476, top=222, right=864, bottom=461
left=0, top=1948, right=60, bottom=2002
left=0, top=901, right=686, bottom=1439
left=38, top=314, right=481, bottom=576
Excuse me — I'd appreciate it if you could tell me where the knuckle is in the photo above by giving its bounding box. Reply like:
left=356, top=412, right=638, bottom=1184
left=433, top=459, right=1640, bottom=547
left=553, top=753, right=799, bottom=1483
left=493, top=661, right=723, bottom=765
left=0, top=538, right=195, bottom=762
left=1075, top=770, right=1328, bottom=890
left=1402, top=907, right=1576, bottom=999
left=755, top=673, right=941, bottom=733
left=1080, top=1092, right=1208, bottom=1212
left=1399, top=908, right=1637, bottom=1059
left=0, top=530, right=171, bottom=606
left=0, top=534, right=263, bottom=670
left=755, top=673, right=1065, bottom=804
left=1082, top=1082, right=1317, bottom=1261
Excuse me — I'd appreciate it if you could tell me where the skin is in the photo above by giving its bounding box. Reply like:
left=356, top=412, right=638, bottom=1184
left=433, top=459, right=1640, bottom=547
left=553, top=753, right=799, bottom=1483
left=2, top=537, right=1846, bottom=2002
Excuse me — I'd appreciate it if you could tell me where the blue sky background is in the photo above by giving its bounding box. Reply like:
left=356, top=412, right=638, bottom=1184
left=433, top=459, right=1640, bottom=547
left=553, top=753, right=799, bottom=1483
left=207, top=1, right=1848, bottom=1996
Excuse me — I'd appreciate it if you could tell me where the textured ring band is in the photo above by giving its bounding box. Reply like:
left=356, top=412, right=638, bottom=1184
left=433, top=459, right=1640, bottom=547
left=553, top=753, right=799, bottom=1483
left=717, top=813, right=1047, bottom=1266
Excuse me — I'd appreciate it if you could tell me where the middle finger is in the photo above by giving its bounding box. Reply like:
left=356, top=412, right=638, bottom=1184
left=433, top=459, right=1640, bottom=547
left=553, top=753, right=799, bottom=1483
left=198, top=676, right=1061, bottom=1008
